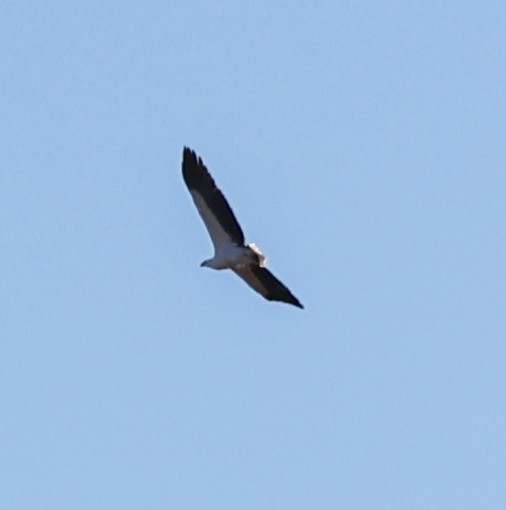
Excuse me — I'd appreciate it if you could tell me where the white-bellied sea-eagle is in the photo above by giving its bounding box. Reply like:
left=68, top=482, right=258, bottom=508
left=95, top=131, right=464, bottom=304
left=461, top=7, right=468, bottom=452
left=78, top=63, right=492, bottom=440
left=182, top=147, right=303, bottom=309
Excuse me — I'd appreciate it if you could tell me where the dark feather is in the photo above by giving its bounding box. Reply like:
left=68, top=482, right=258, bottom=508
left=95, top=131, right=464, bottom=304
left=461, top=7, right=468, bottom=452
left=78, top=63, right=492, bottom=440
left=182, top=147, right=245, bottom=245
left=234, top=265, right=304, bottom=309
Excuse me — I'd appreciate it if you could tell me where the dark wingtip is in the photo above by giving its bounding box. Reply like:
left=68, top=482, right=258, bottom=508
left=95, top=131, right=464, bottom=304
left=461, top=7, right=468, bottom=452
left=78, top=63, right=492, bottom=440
left=291, top=298, right=304, bottom=309
left=278, top=290, right=304, bottom=309
left=267, top=293, right=304, bottom=309
left=182, top=147, right=206, bottom=190
left=182, top=146, right=198, bottom=168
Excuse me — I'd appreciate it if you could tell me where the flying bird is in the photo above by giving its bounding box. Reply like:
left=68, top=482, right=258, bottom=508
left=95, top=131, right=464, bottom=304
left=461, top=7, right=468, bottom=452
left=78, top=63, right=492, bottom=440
left=182, top=147, right=303, bottom=309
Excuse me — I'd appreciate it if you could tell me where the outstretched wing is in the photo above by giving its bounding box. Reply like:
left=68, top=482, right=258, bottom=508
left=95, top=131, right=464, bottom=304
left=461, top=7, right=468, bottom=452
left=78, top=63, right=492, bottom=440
left=182, top=147, right=245, bottom=248
left=232, top=265, right=304, bottom=309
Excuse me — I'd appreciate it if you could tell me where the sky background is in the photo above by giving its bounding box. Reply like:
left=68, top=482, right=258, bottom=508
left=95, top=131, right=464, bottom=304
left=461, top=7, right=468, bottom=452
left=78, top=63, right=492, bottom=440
left=2, top=1, right=506, bottom=508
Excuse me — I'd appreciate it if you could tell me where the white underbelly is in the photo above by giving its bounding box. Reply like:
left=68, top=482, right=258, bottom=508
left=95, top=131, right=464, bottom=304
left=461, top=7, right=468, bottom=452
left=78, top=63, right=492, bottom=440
left=215, top=244, right=249, bottom=268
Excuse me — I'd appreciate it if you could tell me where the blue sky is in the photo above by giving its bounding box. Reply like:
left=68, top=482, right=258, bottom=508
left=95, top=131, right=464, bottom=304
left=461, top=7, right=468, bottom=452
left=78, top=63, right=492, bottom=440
left=2, top=1, right=506, bottom=508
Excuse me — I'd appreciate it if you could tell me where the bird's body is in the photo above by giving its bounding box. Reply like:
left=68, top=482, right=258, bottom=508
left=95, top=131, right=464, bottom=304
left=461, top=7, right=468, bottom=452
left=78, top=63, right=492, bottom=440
left=201, top=243, right=261, bottom=270
left=182, top=147, right=303, bottom=309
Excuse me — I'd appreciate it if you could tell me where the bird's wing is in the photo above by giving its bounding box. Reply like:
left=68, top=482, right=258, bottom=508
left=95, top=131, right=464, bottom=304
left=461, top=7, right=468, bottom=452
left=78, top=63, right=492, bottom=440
left=232, top=265, right=304, bottom=308
left=182, top=147, right=245, bottom=249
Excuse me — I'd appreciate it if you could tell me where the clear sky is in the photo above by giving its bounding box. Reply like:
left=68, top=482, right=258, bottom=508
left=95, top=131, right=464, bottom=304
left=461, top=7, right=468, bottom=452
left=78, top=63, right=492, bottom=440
left=2, top=1, right=506, bottom=508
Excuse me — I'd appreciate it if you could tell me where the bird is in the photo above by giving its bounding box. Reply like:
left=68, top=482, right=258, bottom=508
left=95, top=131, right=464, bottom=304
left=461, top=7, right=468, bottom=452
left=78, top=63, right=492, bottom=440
left=182, top=147, right=303, bottom=309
